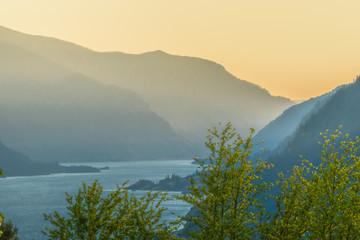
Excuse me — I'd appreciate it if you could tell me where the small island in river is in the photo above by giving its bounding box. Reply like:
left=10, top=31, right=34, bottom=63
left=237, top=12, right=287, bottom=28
left=127, top=172, right=199, bottom=193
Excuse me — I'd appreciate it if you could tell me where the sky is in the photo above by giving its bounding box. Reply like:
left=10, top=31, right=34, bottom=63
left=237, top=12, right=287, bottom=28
left=1, top=0, right=360, bottom=100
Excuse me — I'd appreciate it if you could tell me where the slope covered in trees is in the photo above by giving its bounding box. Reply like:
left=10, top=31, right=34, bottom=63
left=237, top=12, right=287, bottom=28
left=253, top=87, right=339, bottom=152
left=268, top=77, right=360, bottom=175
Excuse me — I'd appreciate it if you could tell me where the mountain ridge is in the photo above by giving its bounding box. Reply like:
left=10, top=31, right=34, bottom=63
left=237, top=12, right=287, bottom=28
left=0, top=25, right=293, bottom=146
left=0, top=24, right=293, bottom=99
left=0, top=38, right=195, bottom=163
left=262, top=77, right=360, bottom=178
left=253, top=85, right=342, bottom=153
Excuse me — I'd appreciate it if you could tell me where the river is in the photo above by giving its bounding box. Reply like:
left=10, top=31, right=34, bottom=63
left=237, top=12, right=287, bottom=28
left=0, top=160, right=198, bottom=240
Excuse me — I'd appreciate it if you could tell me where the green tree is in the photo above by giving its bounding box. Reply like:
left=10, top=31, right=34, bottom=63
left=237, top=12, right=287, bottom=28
left=263, top=161, right=314, bottom=239
left=42, top=124, right=360, bottom=239
left=0, top=220, right=19, bottom=240
left=178, top=122, right=271, bottom=240
left=308, top=128, right=360, bottom=239
left=264, top=127, right=360, bottom=239
left=43, top=180, right=176, bottom=240
left=0, top=168, right=3, bottom=237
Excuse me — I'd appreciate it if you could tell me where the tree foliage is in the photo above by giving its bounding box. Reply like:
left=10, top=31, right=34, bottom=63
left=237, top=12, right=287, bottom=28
left=308, top=128, right=360, bottom=238
left=263, top=127, right=360, bottom=239
left=0, top=220, right=19, bottom=240
left=263, top=162, right=314, bottom=239
left=0, top=168, right=3, bottom=237
left=41, top=123, right=360, bottom=239
left=178, top=122, right=272, bottom=239
left=43, top=180, right=176, bottom=240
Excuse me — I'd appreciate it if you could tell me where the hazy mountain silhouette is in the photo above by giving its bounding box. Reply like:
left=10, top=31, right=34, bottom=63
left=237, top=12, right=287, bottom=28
left=0, top=26, right=294, bottom=149
left=265, top=77, right=360, bottom=177
left=0, top=40, right=193, bottom=162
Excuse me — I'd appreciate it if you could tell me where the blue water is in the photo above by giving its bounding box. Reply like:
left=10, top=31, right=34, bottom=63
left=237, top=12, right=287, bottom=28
left=0, top=160, right=198, bottom=240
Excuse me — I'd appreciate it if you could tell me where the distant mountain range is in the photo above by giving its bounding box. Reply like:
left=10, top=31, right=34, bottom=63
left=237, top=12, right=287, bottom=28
left=0, top=40, right=195, bottom=163
left=0, top=26, right=294, bottom=176
left=0, top=26, right=293, bottom=149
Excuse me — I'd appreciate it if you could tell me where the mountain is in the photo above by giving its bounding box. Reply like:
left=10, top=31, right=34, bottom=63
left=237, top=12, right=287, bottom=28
left=253, top=86, right=342, bottom=153
left=0, top=40, right=193, bottom=162
left=265, top=77, right=360, bottom=177
left=0, top=26, right=294, bottom=148
left=0, top=141, right=99, bottom=177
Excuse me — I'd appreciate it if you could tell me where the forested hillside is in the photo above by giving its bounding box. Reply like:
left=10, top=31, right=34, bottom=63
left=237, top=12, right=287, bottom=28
left=267, top=77, right=360, bottom=176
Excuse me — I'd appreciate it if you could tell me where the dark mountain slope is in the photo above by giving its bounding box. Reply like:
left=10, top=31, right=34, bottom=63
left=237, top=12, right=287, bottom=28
left=0, top=41, right=194, bottom=162
left=268, top=78, right=360, bottom=177
left=253, top=86, right=340, bottom=152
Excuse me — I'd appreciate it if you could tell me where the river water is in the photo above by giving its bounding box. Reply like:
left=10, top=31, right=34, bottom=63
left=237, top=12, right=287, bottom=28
left=0, top=160, right=198, bottom=240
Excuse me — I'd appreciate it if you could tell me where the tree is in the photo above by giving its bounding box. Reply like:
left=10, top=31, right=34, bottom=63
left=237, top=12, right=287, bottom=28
left=263, top=161, right=314, bottom=239
left=42, top=124, right=360, bottom=239
left=43, top=180, right=177, bottom=240
left=0, top=220, right=19, bottom=240
left=263, top=127, right=360, bottom=239
left=308, top=128, right=360, bottom=238
left=0, top=168, right=3, bottom=237
left=178, top=122, right=272, bottom=239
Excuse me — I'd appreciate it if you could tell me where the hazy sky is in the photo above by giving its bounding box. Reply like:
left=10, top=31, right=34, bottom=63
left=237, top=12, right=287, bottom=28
left=1, top=0, right=360, bottom=100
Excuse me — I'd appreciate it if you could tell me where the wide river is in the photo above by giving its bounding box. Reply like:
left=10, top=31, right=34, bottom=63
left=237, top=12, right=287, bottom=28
left=0, top=160, right=198, bottom=240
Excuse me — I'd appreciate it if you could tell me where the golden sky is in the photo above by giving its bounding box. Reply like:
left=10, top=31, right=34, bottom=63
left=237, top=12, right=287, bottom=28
left=1, top=0, right=360, bottom=100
